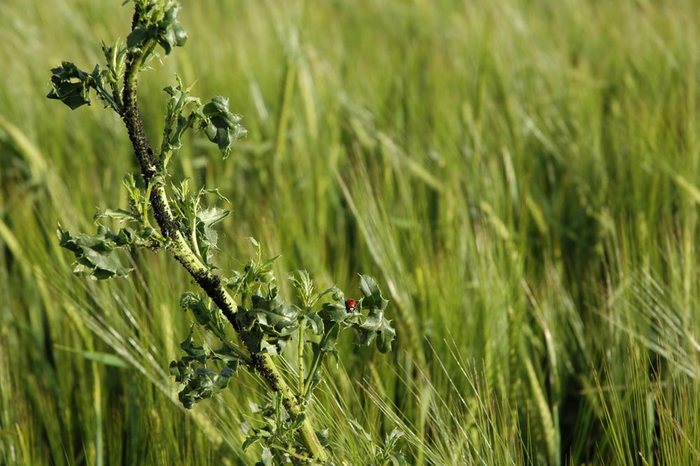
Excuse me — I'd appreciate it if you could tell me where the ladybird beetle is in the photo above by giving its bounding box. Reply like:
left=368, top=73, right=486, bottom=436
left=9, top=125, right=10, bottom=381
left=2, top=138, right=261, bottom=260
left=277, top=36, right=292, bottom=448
left=345, top=298, right=357, bottom=313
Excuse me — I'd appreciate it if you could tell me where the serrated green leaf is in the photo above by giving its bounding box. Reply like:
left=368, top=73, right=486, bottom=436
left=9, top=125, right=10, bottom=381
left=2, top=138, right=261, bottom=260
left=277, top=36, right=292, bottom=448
left=126, top=26, right=152, bottom=49
left=319, top=302, right=347, bottom=323
left=254, top=304, right=300, bottom=336
left=376, top=323, right=396, bottom=353
left=197, top=206, right=229, bottom=229
left=211, top=347, right=242, bottom=369
left=305, top=311, right=324, bottom=335
left=359, top=275, right=389, bottom=311
left=180, top=329, right=207, bottom=362
left=47, top=62, right=91, bottom=110
left=83, top=247, right=122, bottom=275
left=321, top=323, right=340, bottom=352
left=159, top=24, right=187, bottom=54
left=171, top=328, right=240, bottom=409
left=235, top=308, right=265, bottom=352
left=58, top=226, right=133, bottom=280
left=213, top=366, right=234, bottom=390
left=196, top=206, right=229, bottom=265
left=355, top=309, right=396, bottom=353
left=242, top=434, right=260, bottom=451
left=169, top=359, right=193, bottom=383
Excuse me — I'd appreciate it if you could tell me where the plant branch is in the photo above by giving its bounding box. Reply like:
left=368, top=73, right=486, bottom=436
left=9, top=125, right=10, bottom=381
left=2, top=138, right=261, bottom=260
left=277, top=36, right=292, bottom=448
left=119, top=8, right=328, bottom=463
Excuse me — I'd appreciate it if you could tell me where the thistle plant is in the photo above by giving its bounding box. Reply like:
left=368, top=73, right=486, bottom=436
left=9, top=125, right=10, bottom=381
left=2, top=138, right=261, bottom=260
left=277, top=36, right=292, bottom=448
left=48, top=1, right=396, bottom=463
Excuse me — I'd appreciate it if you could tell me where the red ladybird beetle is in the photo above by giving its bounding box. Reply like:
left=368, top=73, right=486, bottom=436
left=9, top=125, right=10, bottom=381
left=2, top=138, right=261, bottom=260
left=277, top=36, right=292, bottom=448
left=345, top=298, right=357, bottom=313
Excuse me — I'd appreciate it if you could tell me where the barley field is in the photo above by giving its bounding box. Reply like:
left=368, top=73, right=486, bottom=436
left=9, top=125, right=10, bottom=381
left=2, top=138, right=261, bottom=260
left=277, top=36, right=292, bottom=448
left=2, top=0, right=700, bottom=464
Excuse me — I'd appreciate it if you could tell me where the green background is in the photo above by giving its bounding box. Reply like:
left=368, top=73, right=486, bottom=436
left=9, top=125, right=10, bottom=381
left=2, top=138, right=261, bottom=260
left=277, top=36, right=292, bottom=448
left=2, top=0, right=700, bottom=464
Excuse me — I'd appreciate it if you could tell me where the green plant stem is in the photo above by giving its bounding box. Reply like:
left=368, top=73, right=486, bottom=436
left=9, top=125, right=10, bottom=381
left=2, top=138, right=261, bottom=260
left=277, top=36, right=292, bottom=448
left=119, top=10, right=328, bottom=463
left=298, top=322, right=305, bottom=397
left=304, top=327, right=334, bottom=403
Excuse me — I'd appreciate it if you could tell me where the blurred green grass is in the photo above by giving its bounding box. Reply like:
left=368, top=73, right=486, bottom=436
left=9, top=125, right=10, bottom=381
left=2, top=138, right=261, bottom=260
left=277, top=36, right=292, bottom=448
left=2, top=0, right=700, bottom=464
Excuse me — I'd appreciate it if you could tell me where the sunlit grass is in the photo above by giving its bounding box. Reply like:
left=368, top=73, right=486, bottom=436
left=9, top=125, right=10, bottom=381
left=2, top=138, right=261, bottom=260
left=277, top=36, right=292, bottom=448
left=2, top=0, right=700, bottom=464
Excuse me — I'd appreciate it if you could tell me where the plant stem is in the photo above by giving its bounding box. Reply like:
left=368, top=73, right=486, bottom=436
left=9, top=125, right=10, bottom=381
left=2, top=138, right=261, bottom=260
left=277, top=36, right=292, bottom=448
left=119, top=9, right=328, bottom=463
left=298, top=319, right=306, bottom=397
left=304, top=326, right=334, bottom=403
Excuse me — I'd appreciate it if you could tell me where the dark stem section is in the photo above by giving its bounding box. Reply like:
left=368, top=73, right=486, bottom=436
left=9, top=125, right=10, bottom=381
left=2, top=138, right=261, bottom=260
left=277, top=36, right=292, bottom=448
left=117, top=9, right=328, bottom=463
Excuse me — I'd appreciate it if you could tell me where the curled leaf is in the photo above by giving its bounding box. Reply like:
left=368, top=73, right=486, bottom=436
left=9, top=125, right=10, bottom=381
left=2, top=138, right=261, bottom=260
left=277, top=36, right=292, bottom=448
left=57, top=225, right=133, bottom=280
left=48, top=61, right=122, bottom=112
left=201, top=96, right=247, bottom=157
left=170, top=329, right=241, bottom=409
left=47, top=62, right=91, bottom=110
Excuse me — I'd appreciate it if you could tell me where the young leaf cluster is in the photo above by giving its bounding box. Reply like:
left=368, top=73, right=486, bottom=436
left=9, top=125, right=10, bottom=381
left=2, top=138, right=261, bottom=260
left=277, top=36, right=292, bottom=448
left=163, top=79, right=246, bottom=161
left=125, top=0, right=187, bottom=55
left=57, top=175, right=161, bottom=281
